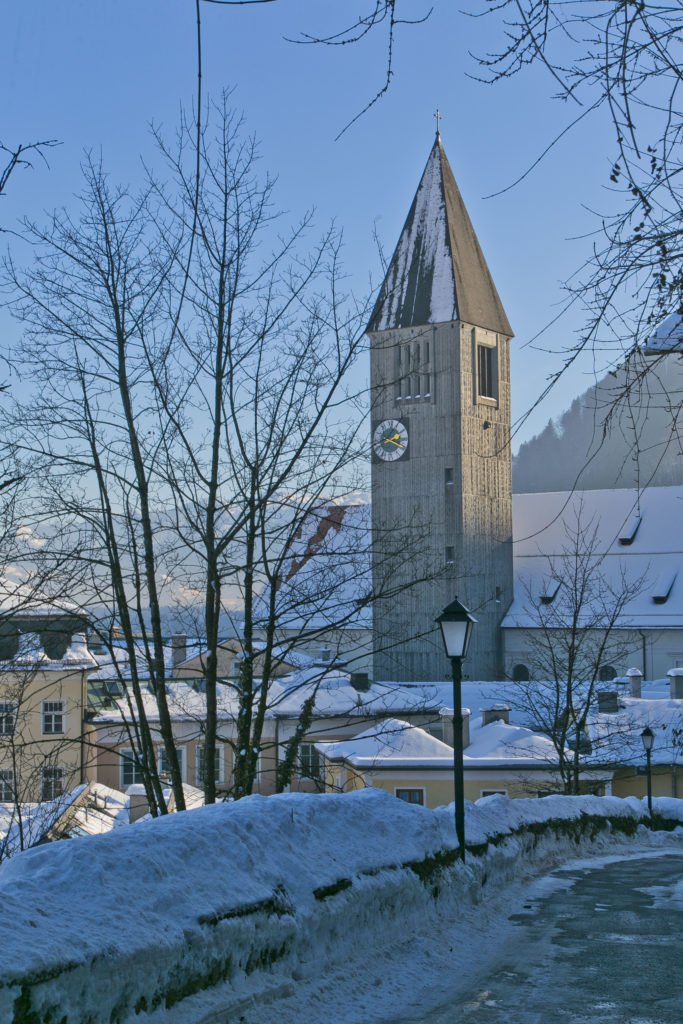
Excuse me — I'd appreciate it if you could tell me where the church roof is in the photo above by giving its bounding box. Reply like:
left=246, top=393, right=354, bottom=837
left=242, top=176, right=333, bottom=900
left=643, top=312, right=683, bottom=354
left=368, top=136, right=513, bottom=336
left=503, top=487, right=683, bottom=630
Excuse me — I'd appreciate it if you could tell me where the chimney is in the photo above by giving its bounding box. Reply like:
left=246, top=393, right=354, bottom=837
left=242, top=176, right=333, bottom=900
left=597, top=691, right=619, bottom=713
left=667, top=668, right=683, bottom=699
left=171, top=633, right=187, bottom=667
left=625, top=667, right=643, bottom=699
left=350, top=672, right=370, bottom=692
left=440, top=707, right=471, bottom=748
left=482, top=704, right=510, bottom=727
left=127, top=784, right=150, bottom=823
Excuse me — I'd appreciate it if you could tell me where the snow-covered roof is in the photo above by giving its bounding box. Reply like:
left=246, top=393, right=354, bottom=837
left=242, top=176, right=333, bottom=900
left=90, top=680, right=246, bottom=725
left=586, top=697, right=683, bottom=767
left=0, top=786, right=89, bottom=859
left=62, top=784, right=130, bottom=837
left=0, top=632, right=98, bottom=672
left=318, top=715, right=560, bottom=770
left=255, top=503, right=372, bottom=634
left=91, top=635, right=218, bottom=681
left=317, top=718, right=455, bottom=767
left=504, top=487, right=683, bottom=629
left=89, top=669, right=455, bottom=727
left=464, top=718, right=558, bottom=767
left=367, top=137, right=513, bottom=336
left=643, top=312, right=683, bottom=354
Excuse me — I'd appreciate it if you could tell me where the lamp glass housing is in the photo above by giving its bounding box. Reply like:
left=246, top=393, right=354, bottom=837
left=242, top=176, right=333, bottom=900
left=641, top=726, right=655, bottom=753
left=436, top=599, right=477, bottom=660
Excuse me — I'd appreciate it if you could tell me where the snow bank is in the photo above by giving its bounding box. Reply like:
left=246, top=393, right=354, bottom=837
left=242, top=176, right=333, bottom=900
left=2, top=791, right=681, bottom=1023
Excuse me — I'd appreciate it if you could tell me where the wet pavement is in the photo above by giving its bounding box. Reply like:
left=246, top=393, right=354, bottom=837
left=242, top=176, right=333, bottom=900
left=425, top=850, right=683, bottom=1024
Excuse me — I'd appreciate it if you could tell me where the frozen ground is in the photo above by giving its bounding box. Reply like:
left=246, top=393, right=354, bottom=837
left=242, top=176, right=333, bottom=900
left=214, top=834, right=683, bottom=1024
left=2, top=791, right=682, bottom=1023
left=419, top=846, right=683, bottom=1024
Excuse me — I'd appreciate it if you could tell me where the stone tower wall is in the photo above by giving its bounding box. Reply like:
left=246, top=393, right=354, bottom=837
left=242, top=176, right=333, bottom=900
left=371, top=320, right=513, bottom=681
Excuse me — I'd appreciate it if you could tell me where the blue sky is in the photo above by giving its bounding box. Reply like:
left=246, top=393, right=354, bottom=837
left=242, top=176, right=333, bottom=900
left=2, top=1, right=624, bottom=447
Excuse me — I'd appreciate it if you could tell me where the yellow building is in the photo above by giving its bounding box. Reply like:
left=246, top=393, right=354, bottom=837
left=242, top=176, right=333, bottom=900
left=317, top=714, right=609, bottom=807
left=88, top=670, right=449, bottom=799
left=0, top=633, right=97, bottom=805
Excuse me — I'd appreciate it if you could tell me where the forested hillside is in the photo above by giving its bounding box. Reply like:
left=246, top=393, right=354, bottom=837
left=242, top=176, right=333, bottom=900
left=513, top=353, right=683, bottom=493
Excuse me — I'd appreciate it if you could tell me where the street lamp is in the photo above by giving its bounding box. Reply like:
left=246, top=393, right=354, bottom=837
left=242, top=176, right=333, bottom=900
left=641, top=726, right=655, bottom=819
left=436, top=598, right=476, bottom=861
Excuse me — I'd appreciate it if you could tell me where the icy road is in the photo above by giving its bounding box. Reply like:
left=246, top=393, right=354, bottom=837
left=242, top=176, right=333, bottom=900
left=419, top=849, right=683, bottom=1024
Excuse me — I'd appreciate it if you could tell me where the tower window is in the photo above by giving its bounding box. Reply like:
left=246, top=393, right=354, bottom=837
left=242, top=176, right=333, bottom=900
left=444, top=468, right=454, bottom=486
left=445, top=546, right=455, bottom=565
left=397, top=336, right=432, bottom=401
left=477, top=343, right=497, bottom=401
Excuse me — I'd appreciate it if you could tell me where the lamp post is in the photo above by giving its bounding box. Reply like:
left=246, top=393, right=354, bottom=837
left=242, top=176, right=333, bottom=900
left=436, top=598, right=476, bottom=862
left=641, top=726, right=654, bottom=819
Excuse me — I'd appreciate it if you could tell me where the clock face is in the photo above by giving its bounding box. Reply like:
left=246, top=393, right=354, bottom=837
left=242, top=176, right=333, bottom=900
left=373, top=418, right=409, bottom=462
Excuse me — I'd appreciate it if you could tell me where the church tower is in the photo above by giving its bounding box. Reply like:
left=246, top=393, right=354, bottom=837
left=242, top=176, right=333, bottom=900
left=369, top=130, right=514, bottom=681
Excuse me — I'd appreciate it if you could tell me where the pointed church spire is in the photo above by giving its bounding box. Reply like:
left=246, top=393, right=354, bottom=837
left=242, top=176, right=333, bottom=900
left=368, top=137, right=513, bottom=337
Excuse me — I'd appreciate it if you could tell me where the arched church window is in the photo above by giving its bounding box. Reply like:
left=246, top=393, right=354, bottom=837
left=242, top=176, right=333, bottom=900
left=598, top=664, right=616, bottom=682
left=512, top=663, right=530, bottom=682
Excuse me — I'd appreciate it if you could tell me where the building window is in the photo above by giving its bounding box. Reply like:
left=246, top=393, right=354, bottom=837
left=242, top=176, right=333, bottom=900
left=41, top=767, right=65, bottom=801
left=158, top=746, right=185, bottom=782
left=320, top=647, right=332, bottom=663
left=512, top=663, right=530, bottom=682
left=480, top=789, right=507, bottom=798
left=598, top=665, right=617, bottom=682
left=477, top=343, right=497, bottom=400
left=298, top=743, right=322, bottom=781
left=445, top=546, right=455, bottom=565
left=397, top=337, right=432, bottom=401
left=120, top=750, right=145, bottom=788
left=42, top=701, right=65, bottom=735
left=395, top=788, right=424, bottom=805
left=196, top=744, right=222, bottom=786
left=0, top=769, right=14, bottom=802
left=0, top=702, right=16, bottom=736
left=444, top=468, right=454, bottom=487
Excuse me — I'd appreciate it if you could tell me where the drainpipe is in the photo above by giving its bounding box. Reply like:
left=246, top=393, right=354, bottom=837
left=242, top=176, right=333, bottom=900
left=274, top=715, right=279, bottom=794
left=80, top=669, right=87, bottom=784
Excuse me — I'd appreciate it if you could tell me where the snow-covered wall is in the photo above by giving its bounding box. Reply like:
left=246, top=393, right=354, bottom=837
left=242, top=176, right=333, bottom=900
left=2, top=791, right=681, bottom=1024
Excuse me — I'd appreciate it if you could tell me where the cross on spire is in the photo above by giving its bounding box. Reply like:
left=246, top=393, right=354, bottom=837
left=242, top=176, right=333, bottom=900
left=434, top=109, right=443, bottom=139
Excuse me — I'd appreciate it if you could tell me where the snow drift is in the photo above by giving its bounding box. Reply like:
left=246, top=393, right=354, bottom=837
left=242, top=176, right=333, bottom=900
left=2, top=790, right=681, bottom=1023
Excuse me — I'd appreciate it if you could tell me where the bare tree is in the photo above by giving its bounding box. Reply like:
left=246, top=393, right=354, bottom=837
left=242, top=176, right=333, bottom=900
left=511, top=507, right=645, bottom=793
left=0, top=139, right=59, bottom=207
left=471, top=2, right=683, bottom=425
left=3, top=157, right=184, bottom=812
left=2, top=104, right=371, bottom=806
left=148, top=99, right=378, bottom=801
left=4, top=95, right=459, bottom=808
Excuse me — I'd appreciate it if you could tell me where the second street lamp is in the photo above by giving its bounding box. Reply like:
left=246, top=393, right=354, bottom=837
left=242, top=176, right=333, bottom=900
left=436, top=598, right=476, bottom=862
left=641, top=726, right=655, bottom=819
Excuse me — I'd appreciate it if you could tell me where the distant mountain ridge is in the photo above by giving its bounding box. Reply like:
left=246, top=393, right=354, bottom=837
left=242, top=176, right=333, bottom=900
left=513, top=352, right=683, bottom=493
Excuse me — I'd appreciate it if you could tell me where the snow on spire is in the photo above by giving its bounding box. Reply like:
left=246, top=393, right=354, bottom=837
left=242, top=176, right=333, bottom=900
left=368, top=137, right=513, bottom=336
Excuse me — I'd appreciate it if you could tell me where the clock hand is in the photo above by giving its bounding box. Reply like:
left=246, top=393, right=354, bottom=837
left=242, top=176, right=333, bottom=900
left=384, top=434, right=405, bottom=448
